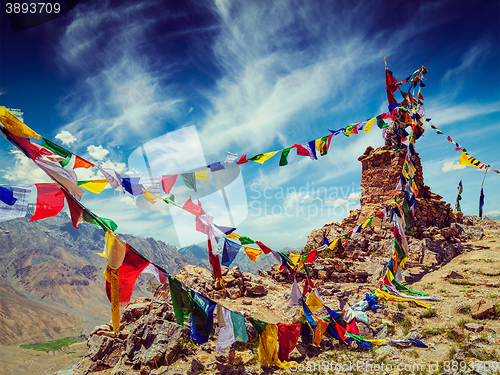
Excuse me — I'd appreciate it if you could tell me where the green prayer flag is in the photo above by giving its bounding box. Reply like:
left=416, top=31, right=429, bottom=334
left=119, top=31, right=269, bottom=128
left=393, top=279, right=429, bottom=296
left=249, top=317, right=266, bottom=335
left=238, top=236, right=255, bottom=245
left=164, top=193, right=181, bottom=208
left=169, top=277, right=193, bottom=326
left=181, top=173, right=197, bottom=192
left=319, top=136, right=329, bottom=156
left=376, top=115, right=387, bottom=129
left=394, top=238, right=406, bottom=265
left=42, top=138, right=72, bottom=167
left=279, top=148, right=291, bottom=167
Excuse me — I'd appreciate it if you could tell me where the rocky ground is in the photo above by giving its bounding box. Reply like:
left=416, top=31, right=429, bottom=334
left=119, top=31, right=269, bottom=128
left=70, top=216, right=500, bottom=375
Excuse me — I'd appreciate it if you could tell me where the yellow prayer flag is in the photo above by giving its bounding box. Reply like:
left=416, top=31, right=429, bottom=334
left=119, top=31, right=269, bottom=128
left=327, top=238, right=339, bottom=250
left=142, top=189, right=162, bottom=204
left=459, top=151, right=479, bottom=167
left=312, top=317, right=329, bottom=346
left=244, top=246, right=262, bottom=261
left=0, top=107, right=41, bottom=139
left=226, top=232, right=240, bottom=239
left=412, top=180, right=419, bottom=197
left=305, top=289, right=323, bottom=312
left=374, top=288, right=431, bottom=308
left=80, top=179, right=109, bottom=194
left=258, top=324, right=291, bottom=369
left=289, top=253, right=304, bottom=271
left=251, top=151, right=279, bottom=164
left=315, top=138, right=326, bottom=154
left=363, top=339, right=387, bottom=345
left=194, top=169, right=210, bottom=181
left=104, top=230, right=126, bottom=269
left=106, top=266, right=121, bottom=333
left=364, top=117, right=376, bottom=133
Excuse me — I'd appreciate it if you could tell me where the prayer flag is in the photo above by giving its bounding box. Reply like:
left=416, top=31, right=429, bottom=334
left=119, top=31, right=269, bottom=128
left=73, top=155, right=94, bottom=169
left=239, top=236, right=255, bottom=245
left=279, top=148, right=291, bottom=167
left=182, top=197, right=205, bottom=216
left=249, top=151, right=279, bottom=164
left=121, top=177, right=144, bottom=196
left=0, top=184, right=32, bottom=223
left=215, top=307, right=235, bottom=353
left=208, top=162, right=225, bottom=172
left=99, top=167, right=123, bottom=191
left=169, top=276, right=194, bottom=326
left=479, top=188, right=485, bottom=218
left=190, top=291, right=216, bottom=345
left=29, top=183, right=65, bottom=222
left=161, top=175, right=178, bottom=194
left=236, top=154, right=249, bottom=165
left=9, top=134, right=57, bottom=160
left=105, top=244, right=150, bottom=305
left=224, top=152, right=238, bottom=164
left=277, top=323, right=301, bottom=362
left=0, top=107, right=40, bottom=139
left=78, top=179, right=109, bottom=194
left=194, top=169, right=210, bottom=181
left=0, top=185, right=16, bottom=206
left=181, top=173, right=197, bottom=191
left=255, top=241, right=272, bottom=254
left=221, top=239, right=241, bottom=267
left=244, top=246, right=262, bottom=261
left=208, top=237, right=223, bottom=280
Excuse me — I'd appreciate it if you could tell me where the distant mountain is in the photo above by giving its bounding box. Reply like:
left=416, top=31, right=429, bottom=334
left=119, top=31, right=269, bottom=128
left=0, top=211, right=204, bottom=345
left=177, top=244, right=210, bottom=268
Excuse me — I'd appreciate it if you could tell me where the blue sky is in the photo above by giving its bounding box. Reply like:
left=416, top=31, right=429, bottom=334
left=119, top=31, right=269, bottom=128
left=1, top=0, right=499, bottom=250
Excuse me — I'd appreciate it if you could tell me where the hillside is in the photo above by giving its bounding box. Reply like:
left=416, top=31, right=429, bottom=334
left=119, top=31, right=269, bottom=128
left=0, top=209, right=204, bottom=347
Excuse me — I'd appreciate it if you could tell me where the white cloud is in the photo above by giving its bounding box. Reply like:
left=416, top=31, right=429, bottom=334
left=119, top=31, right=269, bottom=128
left=99, top=160, right=128, bottom=175
left=1, top=150, right=52, bottom=184
left=442, top=160, right=466, bottom=172
left=484, top=210, right=500, bottom=218
left=119, top=196, right=136, bottom=206
left=55, top=130, right=77, bottom=145
left=87, top=145, right=109, bottom=161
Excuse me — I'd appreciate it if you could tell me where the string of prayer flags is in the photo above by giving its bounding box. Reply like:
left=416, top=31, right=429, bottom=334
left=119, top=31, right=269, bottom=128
left=0, top=106, right=40, bottom=139
left=181, top=173, right=197, bottom=191
left=78, top=179, right=109, bottom=194
left=28, top=183, right=65, bottom=222
left=0, top=184, right=32, bottom=222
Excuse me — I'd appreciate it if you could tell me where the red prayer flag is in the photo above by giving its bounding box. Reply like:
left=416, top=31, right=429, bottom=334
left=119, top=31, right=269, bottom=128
left=235, top=154, right=249, bottom=165
left=208, top=237, right=222, bottom=280
left=64, top=191, right=83, bottom=229
left=335, top=321, right=347, bottom=341
left=182, top=197, right=206, bottom=216
left=302, top=275, right=315, bottom=295
left=161, top=175, right=178, bottom=194
left=29, top=183, right=65, bottom=222
left=277, top=323, right=302, bottom=361
left=105, top=244, right=150, bottom=305
left=304, top=248, right=317, bottom=263
left=293, top=144, right=311, bottom=157
left=255, top=241, right=272, bottom=254
left=73, top=155, right=94, bottom=169
left=385, top=68, right=398, bottom=104
left=10, top=134, right=56, bottom=160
